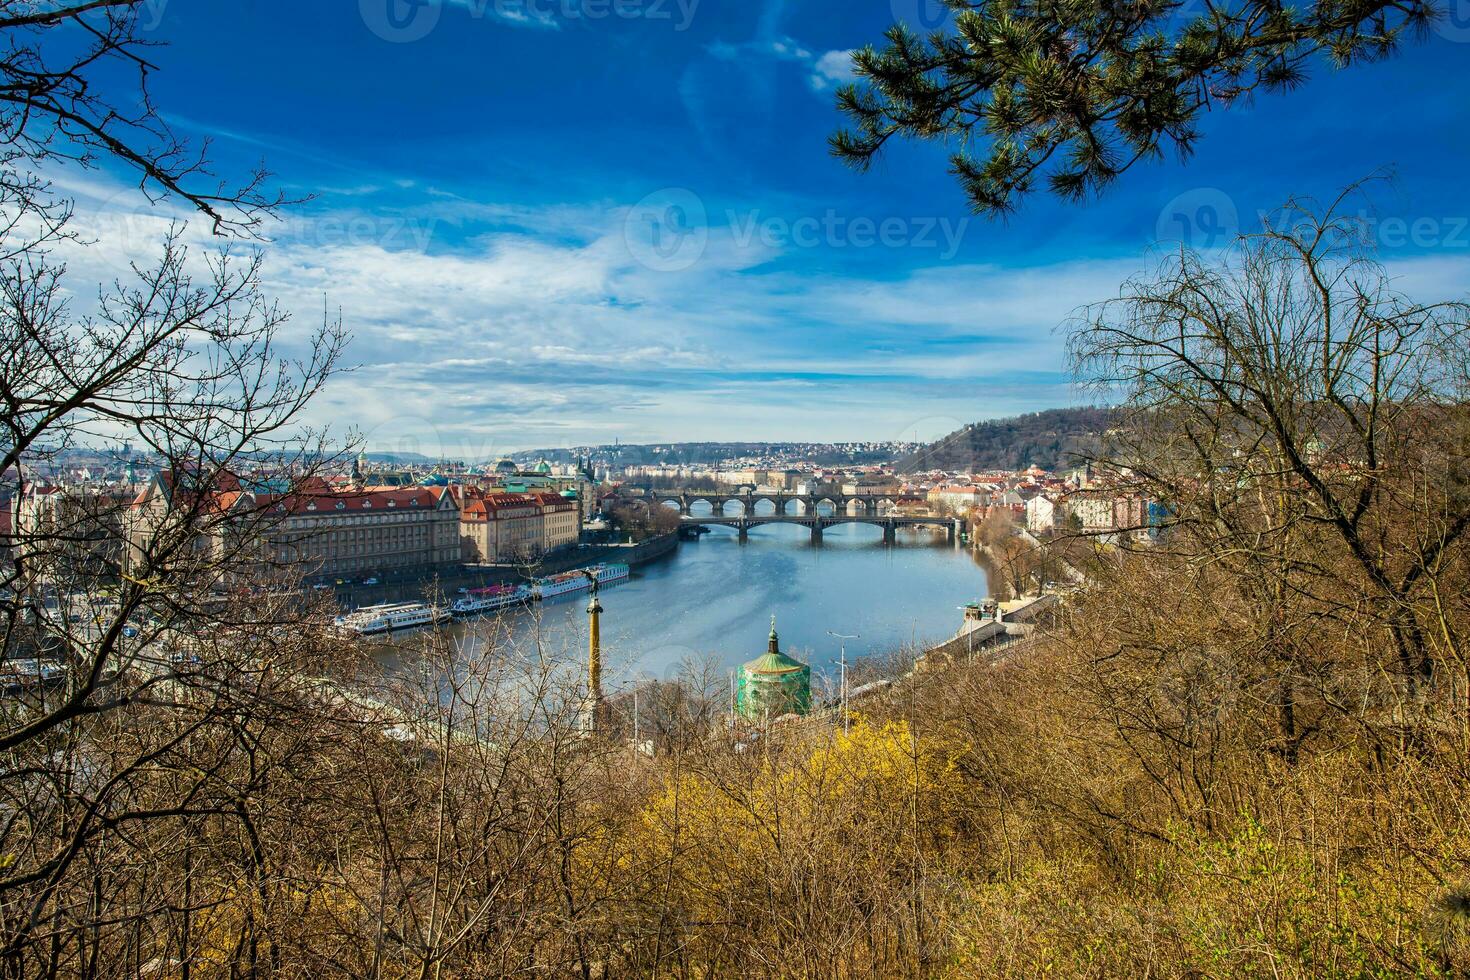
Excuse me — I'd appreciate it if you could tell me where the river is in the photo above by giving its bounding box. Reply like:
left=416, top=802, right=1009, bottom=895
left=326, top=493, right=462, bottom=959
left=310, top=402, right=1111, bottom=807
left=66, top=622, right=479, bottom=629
left=376, top=521, right=989, bottom=689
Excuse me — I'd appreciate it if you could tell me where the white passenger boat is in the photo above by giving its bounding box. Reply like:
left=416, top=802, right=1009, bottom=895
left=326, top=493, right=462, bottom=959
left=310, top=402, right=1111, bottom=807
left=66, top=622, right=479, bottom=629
left=334, top=601, right=450, bottom=636
left=451, top=584, right=533, bottom=617
left=532, top=563, right=630, bottom=601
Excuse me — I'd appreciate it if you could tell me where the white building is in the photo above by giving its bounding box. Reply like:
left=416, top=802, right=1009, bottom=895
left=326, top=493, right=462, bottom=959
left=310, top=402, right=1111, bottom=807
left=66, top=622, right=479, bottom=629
left=1068, top=494, right=1117, bottom=532
left=1025, top=494, right=1061, bottom=533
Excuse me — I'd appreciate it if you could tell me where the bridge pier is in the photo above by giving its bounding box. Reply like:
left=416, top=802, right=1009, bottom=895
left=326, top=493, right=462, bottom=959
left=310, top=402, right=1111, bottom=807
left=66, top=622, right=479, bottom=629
left=738, top=520, right=749, bottom=543
left=810, top=522, right=823, bottom=544
left=883, top=522, right=897, bottom=545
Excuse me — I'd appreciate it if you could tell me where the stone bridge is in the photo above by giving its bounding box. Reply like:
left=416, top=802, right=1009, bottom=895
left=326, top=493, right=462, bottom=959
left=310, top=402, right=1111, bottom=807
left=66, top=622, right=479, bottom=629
left=616, top=488, right=965, bottom=544
left=686, top=514, right=963, bottom=544
left=641, top=489, right=908, bottom=519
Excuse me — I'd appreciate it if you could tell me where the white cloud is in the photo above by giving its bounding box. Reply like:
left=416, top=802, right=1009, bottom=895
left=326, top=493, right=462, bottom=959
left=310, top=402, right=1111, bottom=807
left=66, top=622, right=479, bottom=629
left=703, top=36, right=852, bottom=95
left=809, top=49, right=857, bottom=91
left=59, top=172, right=1470, bottom=451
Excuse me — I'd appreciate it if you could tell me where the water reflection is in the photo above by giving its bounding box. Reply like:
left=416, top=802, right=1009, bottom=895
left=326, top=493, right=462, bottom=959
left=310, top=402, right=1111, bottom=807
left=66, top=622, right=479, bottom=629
left=375, top=523, right=988, bottom=685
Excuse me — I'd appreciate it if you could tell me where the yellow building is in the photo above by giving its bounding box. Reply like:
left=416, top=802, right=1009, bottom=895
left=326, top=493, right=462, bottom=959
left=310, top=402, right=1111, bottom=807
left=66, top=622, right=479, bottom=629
left=533, top=491, right=580, bottom=553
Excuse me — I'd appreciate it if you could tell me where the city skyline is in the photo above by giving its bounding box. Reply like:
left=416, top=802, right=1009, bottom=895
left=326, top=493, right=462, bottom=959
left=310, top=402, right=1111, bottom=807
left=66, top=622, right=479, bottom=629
left=47, top=1, right=1470, bottom=451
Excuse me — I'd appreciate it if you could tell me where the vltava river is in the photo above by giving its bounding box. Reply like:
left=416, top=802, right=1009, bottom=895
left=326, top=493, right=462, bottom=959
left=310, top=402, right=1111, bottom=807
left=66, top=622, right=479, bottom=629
left=422, top=522, right=989, bottom=686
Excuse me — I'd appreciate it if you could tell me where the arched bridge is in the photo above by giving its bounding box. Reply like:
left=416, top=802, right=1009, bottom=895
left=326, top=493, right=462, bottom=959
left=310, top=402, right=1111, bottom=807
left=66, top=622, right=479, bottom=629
left=643, top=488, right=913, bottom=519
left=684, top=514, right=964, bottom=544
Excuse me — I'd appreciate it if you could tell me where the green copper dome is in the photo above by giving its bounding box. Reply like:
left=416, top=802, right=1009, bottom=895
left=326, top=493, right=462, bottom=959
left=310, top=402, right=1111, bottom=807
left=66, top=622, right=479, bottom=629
left=736, top=618, right=811, bottom=721
left=744, top=620, right=807, bottom=675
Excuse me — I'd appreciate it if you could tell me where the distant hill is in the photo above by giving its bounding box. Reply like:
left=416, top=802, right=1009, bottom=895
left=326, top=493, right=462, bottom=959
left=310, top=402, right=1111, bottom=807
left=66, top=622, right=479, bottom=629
left=362, top=451, right=436, bottom=464
left=897, top=407, right=1116, bottom=473
left=515, top=442, right=905, bottom=467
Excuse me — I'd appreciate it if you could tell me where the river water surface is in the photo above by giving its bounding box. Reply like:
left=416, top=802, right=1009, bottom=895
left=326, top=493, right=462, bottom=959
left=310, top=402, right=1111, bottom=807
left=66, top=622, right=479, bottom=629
left=389, top=522, right=989, bottom=687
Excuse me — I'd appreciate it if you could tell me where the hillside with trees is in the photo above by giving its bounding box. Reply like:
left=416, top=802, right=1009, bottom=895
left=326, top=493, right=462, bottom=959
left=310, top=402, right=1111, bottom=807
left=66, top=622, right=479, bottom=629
left=898, top=407, right=1115, bottom=473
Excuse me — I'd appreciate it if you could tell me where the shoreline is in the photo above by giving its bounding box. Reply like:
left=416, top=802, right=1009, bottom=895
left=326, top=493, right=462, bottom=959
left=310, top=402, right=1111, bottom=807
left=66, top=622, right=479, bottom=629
left=321, top=532, right=680, bottom=607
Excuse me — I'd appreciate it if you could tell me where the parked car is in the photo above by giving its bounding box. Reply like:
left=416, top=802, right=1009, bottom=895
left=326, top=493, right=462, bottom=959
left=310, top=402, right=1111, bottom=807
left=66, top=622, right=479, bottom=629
left=312, top=583, right=332, bottom=591
left=361, top=577, right=379, bottom=586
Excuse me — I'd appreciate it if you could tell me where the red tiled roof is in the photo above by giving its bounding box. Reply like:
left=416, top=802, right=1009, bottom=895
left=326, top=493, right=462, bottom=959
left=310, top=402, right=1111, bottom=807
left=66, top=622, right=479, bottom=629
left=461, top=492, right=544, bottom=520
left=257, top=487, right=453, bottom=516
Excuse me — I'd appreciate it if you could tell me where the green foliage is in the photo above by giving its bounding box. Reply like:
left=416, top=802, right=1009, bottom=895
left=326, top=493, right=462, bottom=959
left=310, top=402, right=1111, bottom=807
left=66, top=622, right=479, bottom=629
left=832, top=0, right=1435, bottom=214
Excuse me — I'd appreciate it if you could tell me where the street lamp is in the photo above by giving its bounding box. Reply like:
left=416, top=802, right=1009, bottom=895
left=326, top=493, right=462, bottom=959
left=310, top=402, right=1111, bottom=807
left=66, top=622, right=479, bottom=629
left=826, top=630, right=859, bottom=735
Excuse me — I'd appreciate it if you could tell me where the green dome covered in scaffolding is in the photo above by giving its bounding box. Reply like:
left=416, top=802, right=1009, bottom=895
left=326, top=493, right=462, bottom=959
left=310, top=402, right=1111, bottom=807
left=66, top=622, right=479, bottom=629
left=736, top=618, right=811, bottom=722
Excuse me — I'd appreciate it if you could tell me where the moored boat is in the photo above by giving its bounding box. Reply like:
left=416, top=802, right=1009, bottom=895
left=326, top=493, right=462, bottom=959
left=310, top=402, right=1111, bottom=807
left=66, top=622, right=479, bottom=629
left=451, top=584, right=533, bottom=617
left=334, top=601, right=450, bottom=636
left=532, top=563, right=630, bottom=601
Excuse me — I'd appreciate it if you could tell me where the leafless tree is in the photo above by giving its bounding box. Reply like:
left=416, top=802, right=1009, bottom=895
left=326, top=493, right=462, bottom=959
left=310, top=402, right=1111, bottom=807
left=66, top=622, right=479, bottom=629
left=1068, top=186, right=1470, bottom=756
left=0, top=4, right=354, bottom=973
left=0, top=0, right=288, bottom=244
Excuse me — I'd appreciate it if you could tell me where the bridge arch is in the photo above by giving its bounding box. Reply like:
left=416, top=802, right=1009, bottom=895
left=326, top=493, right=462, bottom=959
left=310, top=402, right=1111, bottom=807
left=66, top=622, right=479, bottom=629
left=749, top=496, right=780, bottom=517
left=685, top=497, right=718, bottom=517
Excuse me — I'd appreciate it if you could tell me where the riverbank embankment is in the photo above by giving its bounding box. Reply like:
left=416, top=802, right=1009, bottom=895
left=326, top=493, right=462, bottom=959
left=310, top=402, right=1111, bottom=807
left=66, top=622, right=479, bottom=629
left=327, top=533, right=680, bottom=607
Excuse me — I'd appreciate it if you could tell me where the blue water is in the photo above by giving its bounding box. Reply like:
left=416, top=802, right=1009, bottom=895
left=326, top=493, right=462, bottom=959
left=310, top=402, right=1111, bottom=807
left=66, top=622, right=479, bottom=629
left=453, top=522, right=988, bottom=687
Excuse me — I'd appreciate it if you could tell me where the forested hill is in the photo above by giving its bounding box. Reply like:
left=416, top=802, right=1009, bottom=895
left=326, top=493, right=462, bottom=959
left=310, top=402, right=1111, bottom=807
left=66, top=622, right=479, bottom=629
left=897, top=407, right=1116, bottom=472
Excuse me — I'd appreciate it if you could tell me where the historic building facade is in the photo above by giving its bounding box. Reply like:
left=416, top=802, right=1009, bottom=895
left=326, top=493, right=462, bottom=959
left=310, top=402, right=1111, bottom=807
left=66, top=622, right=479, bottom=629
left=267, top=485, right=461, bottom=578
left=127, top=472, right=462, bottom=581
left=459, top=490, right=581, bottom=563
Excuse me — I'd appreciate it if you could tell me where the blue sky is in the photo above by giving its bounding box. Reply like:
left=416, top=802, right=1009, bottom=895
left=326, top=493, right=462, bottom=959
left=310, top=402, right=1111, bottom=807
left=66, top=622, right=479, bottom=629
left=56, top=0, right=1470, bottom=456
